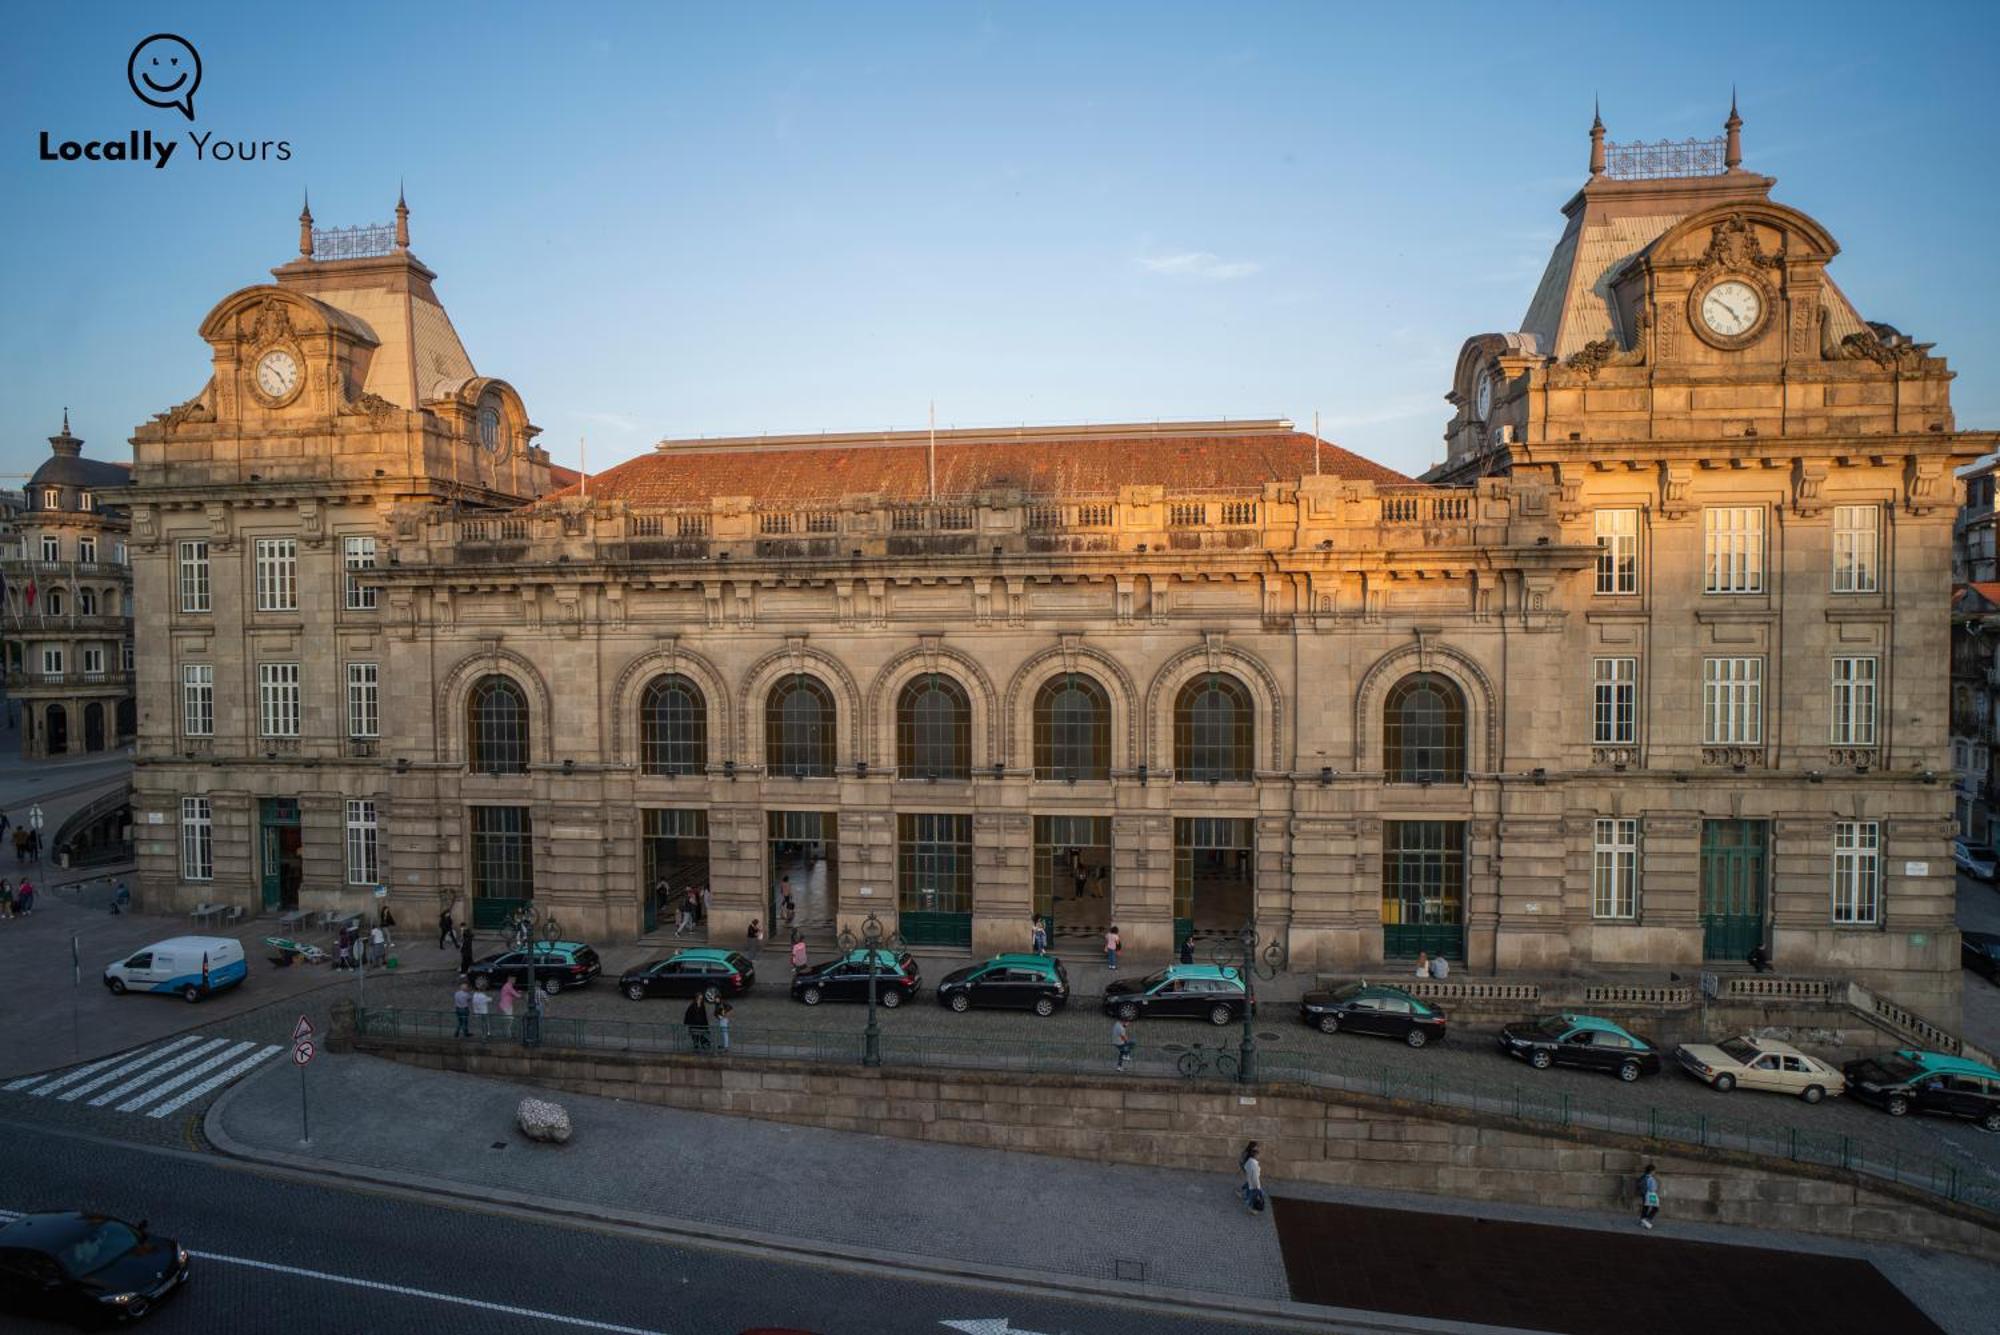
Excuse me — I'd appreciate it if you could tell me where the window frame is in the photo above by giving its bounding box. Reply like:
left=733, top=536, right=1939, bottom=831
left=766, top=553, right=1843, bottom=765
left=177, top=540, right=211, bottom=613
left=765, top=675, right=837, bottom=778
left=640, top=674, right=709, bottom=776
left=343, top=535, right=379, bottom=611
left=345, top=799, right=379, bottom=885
left=1173, top=674, right=1254, bottom=782
left=1593, top=508, right=1639, bottom=595
left=39, top=535, right=60, bottom=563
left=1032, top=675, right=1112, bottom=781
left=181, top=796, right=213, bottom=881
left=1592, top=657, right=1637, bottom=745
left=1702, top=506, right=1765, bottom=595
left=1592, top=817, right=1639, bottom=920
left=895, top=675, right=971, bottom=781
left=1830, top=656, right=1878, bottom=747
left=1831, top=504, right=1879, bottom=594
left=347, top=662, right=380, bottom=739
left=1831, top=820, right=1880, bottom=925
left=1383, top=673, right=1467, bottom=783
left=253, top=537, right=299, bottom=612
left=467, top=675, right=532, bottom=775
left=1702, top=657, right=1764, bottom=746
left=182, top=663, right=214, bottom=737
left=257, top=662, right=302, bottom=738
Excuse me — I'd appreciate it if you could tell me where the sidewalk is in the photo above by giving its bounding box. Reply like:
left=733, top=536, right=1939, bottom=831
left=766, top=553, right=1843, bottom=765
left=205, top=1051, right=1999, bottom=1333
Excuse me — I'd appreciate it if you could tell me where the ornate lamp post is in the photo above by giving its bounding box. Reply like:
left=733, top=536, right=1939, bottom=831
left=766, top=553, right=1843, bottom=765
left=1210, top=923, right=1285, bottom=1083
left=836, top=910, right=902, bottom=1068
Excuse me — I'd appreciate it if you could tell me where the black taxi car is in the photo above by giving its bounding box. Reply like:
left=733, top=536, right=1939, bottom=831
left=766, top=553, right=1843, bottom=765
left=619, top=948, right=756, bottom=1002
left=1300, top=982, right=1449, bottom=1047
left=0, top=1212, right=189, bottom=1324
left=1498, top=1013, right=1662, bottom=1081
left=1103, top=964, right=1252, bottom=1025
left=464, top=941, right=603, bottom=995
left=790, top=948, right=922, bottom=1007
left=1842, top=1049, right=2000, bottom=1131
left=935, top=954, right=1070, bottom=1016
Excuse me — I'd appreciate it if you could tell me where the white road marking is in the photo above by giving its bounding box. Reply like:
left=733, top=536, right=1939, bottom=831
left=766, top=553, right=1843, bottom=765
left=190, top=1250, right=674, bottom=1333
left=114, top=1041, right=255, bottom=1112
left=86, top=1039, right=231, bottom=1106
left=146, top=1045, right=281, bottom=1118
left=9, top=1051, right=130, bottom=1095
left=62, top=1037, right=216, bottom=1102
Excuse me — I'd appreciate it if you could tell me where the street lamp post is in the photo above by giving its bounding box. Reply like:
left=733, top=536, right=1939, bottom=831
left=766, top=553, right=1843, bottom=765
left=836, top=910, right=901, bottom=1068
left=1210, top=923, right=1285, bottom=1084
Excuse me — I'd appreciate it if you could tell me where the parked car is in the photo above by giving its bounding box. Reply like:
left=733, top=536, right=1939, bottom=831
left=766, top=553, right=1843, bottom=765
left=0, top=1211, right=189, bottom=1324
left=1842, top=1049, right=2000, bottom=1132
left=1299, top=982, right=1448, bottom=1048
left=620, top=948, right=755, bottom=1002
left=936, top=954, right=1069, bottom=1016
left=1498, top=1013, right=1662, bottom=1081
left=1953, top=839, right=1999, bottom=881
left=1102, top=964, right=1252, bottom=1025
left=1963, top=930, right=2000, bottom=984
left=790, top=948, right=921, bottom=1007
left=1673, top=1034, right=1845, bottom=1102
left=102, top=936, right=247, bottom=1004
left=465, top=941, right=602, bottom=995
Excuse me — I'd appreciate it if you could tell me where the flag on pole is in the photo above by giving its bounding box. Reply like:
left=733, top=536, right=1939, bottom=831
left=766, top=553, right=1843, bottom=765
left=24, top=575, right=35, bottom=610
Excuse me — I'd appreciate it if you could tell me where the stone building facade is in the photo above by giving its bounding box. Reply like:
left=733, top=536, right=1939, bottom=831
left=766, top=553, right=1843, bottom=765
left=2, top=415, right=134, bottom=757
left=120, top=115, right=1990, bottom=1020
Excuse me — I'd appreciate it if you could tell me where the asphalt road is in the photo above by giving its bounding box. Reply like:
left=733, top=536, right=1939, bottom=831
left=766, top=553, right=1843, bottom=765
left=0, top=1120, right=1301, bottom=1335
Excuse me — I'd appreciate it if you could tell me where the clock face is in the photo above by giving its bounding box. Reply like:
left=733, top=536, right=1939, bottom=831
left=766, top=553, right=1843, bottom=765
left=1700, top=280, right=1763, bottom=338
left=255, top=349, right=301, bottom=400
left=478, top=405, right=502, bottom=452
left=1474, top=376, right=1493, bottom=421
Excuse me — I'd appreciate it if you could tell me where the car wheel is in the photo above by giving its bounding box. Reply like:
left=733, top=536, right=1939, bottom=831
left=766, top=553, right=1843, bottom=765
left=182, top=985, right=203, bottom=1004
left=1317, top=1013, right=1340, bottom=1035
left=702, top=986, right=721, bottom=1004
left=948, top=993, right=971, bottom=1013
left=1033, top=996, right=1056, bottom=1017
left=881, top=988, right=904, bottom=1009
left=541, top=977, right=563, bottom=996
left=1618, top=1060, right=1641, bottom=1083
left=625, top=983, right=646, bottom=1001
left=1886, top=1095, right=1910, bottom=1117
left=1712, top=1073, right=1735, bottom=1093
left=1405, top=1028, right=1429, bottom=1049
left=1117, top=1002, right=1139, bottom=1021
left=1801, top=1085, right=1825, bottom=1105
left=107, top=978, right=126, bottom=995
left=801, top=986, right=822, bottom=1006
left=1208, top=1003, right=1233, bottom=1026
left=1529, top=1048, right=1553, bottom=1070
left=1980, top=1109, right=2000, bottom=1134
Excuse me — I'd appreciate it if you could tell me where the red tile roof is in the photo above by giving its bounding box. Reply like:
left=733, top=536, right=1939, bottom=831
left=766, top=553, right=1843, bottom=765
left=545, top=464, right=583, bottom=489
left=538, top=425, right=1410, bottom=508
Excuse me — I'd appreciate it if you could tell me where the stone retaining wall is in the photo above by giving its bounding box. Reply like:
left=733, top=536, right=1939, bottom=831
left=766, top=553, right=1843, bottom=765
left=332, top=1008, right=1999, bottom=1261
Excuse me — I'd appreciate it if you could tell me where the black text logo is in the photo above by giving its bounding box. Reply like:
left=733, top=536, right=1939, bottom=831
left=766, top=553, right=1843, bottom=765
left=128, top=34, right=201, bottom=121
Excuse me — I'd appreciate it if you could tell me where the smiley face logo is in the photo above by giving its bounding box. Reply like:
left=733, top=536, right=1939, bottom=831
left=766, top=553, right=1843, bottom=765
left=127, top=34, right=202, bottom=121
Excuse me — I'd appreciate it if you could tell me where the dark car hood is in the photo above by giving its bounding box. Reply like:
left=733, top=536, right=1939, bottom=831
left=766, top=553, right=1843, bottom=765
left=1299, top=991, right=1338, bottom=1009
left=794, top=963, right=837, bottom=982
left=1103, top=978, right=1144, bottom=998
left=71, top=1240, right=178, bottom=1297
left=940, top=966, right=977, bottom=986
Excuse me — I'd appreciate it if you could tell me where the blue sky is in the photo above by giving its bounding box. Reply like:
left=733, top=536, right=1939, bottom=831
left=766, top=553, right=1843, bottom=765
left=4, top=1, right=1997, bottom=483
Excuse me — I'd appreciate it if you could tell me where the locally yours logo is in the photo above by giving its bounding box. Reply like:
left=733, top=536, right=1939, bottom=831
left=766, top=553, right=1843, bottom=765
left=37, top=34, right=291, bottom=170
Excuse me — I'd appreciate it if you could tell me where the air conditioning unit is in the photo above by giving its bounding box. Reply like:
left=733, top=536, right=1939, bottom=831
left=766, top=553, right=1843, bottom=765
left=1490, top=423, right=1514, bottom=446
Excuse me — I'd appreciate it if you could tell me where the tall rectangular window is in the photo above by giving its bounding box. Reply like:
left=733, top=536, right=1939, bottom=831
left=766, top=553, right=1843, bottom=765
left=1832, top=821, right=1880, bottom=924
left=177, top=540, right=211, bottom=612
left=258, top=662, right=301, bottom=737
left=1703, top=506, right=1765, bottom=593
left=897, top=813, right=974, bottom=920
left=39, top=535, right=59, bottom=563
left=114, top=542, right=128, bottom=566
left=78, top=537, right=97, bottom=564
left=343, top=536, right=378, bottom=610
left=471, top=806, right=534, bottom=911
left=346, top=662, right=379, bottom=738
left=254, top=538, right=298, bottom=611
left=41, top=647, right=63, bottom=675
left=1592, top=657, right=1637, bottom=745
left=1703, top=657, right=1763, bottom=745
left=1594, top=509, right=1639, bottom=595
left=182, top=664, right=214, bottom=737
left=1831, top=657, right=1878, bottom=746
left=1592, top=818, right=1638, bottom=920
left=181, top=796, right=213, bottom=881
left=1832, top=504, right=1879, bottom=593
left=346, top=799, right=379, bottom=885
left=81, top=648, right=104, bottom=676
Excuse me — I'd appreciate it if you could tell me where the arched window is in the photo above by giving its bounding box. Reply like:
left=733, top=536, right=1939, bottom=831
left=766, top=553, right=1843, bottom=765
left=897, top=676, right=971, bottom=779
left=1033, top=675, right=1110, bottom=780
left=467, top=675, right=530, bottom=775
left=1384, top=673, right=1466, bottom=783
left=79, top=589, right=97, bottom=616
left=766, top=676, right=835, bottom=777
left=639, top=674, right=707, bottom=775
left=1174, top=674, right=1253, bottom=781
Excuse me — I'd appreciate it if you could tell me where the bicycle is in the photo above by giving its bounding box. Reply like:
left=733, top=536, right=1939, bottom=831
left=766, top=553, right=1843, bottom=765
left=1176, top=1045, right=1240, bottom=1081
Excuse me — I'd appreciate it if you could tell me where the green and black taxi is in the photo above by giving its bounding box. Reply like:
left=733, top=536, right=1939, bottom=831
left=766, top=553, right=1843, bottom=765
left=1498, top=1013, right=1661, bottom=1081
left=935, top=953, right=1070, bottom=1016
left=465, top=941, right=603, bottom=995
left=1102, top=963, right=1252, bottom=1025
left=1841, top=1048, right=2000, bottom=1131
left=790, top=947, right=922, bottom=1007
left=1300, top=982, right=1448, bottom=1047
left=619, top=947, right=756, bottom=1002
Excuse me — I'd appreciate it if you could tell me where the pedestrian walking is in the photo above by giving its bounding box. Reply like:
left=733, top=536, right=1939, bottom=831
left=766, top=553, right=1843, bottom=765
left=1104, top=924, right=1121, bottom=971
left=470, top=981, right=493, bottom=1036
left=12, top=828, right=26, bottom=865
left=0, top=879, right=13, bottom=920
left=1179, top=936, right=1194, bottom=965
left=1638, top=1164, right=1661, bottom=1229
left=459, top=923, right=475, bottom=976
left=378, top=901, right=397, bottom=932
left=498, top=975, right=520, bottom=1031
left=1241, top=1142, right=1266, bottom=1214
left=335, top=927, right=355, bottom=971
left=368, top=923, right=388, bottom=968
left=684, top=994, right=712, bottom=1051
left=675, top=893, right=695, bottom=937
left=790, top=935, right=808, bottom=973
left=1031, top=917, right=1048, bottom=956
left=438, top=907, right=458, bottom=950
left=715, top=999, right=733, bottom=1052
left=110, top=879, right=129, bottom=914
left=698, top=883, right=712, bottom=924
left=14, top=879, right=31, bottom=915
left=453, top=979, right=472, bottom=1037
left=780, top=882, right=796, bottom=931
left=1111, top=1016, right=1135, bottom=1070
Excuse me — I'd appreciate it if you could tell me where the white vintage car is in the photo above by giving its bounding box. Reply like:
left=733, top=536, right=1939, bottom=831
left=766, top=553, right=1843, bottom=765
left=1673, top=1035, right=1846, bottom=1103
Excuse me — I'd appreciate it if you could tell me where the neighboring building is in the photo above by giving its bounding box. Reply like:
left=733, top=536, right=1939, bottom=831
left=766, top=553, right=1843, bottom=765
left=122, top=110, right=1990, bottom=1021
left=1952, top=456, right=1997, bottom=584
left=1, top=414, right=134, bottom=757
left=1949, top=583, right=1998, bottom=845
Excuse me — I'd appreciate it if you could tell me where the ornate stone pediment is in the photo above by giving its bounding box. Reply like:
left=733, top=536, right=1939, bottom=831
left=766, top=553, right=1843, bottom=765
left=246, top=297, right=295, bottom=349
left=1696, top=213, right=1783, bottom=275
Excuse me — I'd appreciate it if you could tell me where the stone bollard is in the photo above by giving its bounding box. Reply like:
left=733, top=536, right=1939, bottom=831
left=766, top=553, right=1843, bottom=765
left=327, top=999, right=356, bottom=1053
left=517, top=1096, right=572, bottom=1145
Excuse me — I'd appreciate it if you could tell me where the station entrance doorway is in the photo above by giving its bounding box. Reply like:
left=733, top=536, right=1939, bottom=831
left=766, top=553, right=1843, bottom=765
left=1033, top=815, right=1112, bottom=944
left=769, top=810, right=838, bottom=938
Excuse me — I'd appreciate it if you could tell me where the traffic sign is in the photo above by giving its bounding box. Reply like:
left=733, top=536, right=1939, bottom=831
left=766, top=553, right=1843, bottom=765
left=292, top=1015, right=314, bottom=1043
left=292, top=1041, right=315, bottom=1066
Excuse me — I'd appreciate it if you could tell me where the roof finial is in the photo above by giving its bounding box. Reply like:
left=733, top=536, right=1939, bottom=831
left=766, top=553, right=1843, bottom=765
left=394, top=180, right=410, bottom=251
left=1724, top=87, right=1743, bottom=170
left=61, top=406, right=70, bottom=435
left=299, top=189, right=314, bottom=258
left=1588, top=97, right=1607, bottom=177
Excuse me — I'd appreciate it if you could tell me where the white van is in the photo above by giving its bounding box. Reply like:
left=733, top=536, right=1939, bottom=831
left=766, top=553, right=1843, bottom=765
left=103, top=936, right=248, bottom=1003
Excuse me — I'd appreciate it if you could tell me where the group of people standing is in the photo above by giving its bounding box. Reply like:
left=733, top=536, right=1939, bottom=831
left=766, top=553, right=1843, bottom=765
left=0, top=877, right=35, bottom=918
left=1, top=808, right=43, bottom=866
left=451, top=972, right=524, bottom=1038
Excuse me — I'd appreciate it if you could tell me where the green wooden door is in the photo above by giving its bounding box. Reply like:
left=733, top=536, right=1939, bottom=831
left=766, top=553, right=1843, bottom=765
left=259, top=798, right=301, bottom=912
left=1381, top=820, right=1466, bottom=960
left=1701, top=819, right=1767, bottom=960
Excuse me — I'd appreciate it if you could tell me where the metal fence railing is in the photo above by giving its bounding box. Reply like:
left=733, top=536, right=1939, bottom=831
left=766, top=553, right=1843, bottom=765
left=351, top=1007, right=1999, bottom=1219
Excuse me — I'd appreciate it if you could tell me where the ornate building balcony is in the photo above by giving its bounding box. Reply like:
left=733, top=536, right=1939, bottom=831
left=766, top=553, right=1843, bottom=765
left=1700, top=745, right=1767, bottom=769
left=4, top=669, right=133, bottom=694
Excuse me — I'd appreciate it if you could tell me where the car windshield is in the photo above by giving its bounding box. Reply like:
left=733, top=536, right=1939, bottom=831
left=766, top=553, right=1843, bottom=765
left=1531, top=1016, right=1572, bottom=1038
left=1718, top=1037, right=1762, bottom=1063
left=1136, top=970, right=1173, bottom=990
left=1328, top=983, right=1363, bottom=1002
left=1870, top=1055, right=1924, bottom=1082
left=54, top=1221, right=141, bottom=1278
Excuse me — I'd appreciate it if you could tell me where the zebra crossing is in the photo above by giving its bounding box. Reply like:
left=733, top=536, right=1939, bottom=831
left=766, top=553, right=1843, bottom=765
left=4, top=1034, right=283, bottom=1119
